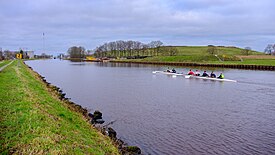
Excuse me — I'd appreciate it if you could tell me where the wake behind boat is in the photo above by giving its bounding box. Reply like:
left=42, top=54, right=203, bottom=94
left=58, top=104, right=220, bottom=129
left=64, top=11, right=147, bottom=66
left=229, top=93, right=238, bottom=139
left=185, top=75, right=237, bottom=82
left=152, top=71, right=183, bottom=76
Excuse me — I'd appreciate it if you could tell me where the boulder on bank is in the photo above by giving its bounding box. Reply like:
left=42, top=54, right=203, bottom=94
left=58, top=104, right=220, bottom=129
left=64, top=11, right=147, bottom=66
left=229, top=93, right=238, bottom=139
left=94, top=119, right=105, bottom=124
left=122, top=146, right=142, bottom=155
left=106, top=127, right=116, bottom=139
left=89, top=110, right=104, bottom=124
left=87, top=110, right=142, bottom=154
left=93, top=110, right=102, bottom=119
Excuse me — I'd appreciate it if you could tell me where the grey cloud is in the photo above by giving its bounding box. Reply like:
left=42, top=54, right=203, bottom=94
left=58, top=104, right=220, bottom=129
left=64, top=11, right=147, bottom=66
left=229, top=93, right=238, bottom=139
left=0, top=0, right=274, bottom=54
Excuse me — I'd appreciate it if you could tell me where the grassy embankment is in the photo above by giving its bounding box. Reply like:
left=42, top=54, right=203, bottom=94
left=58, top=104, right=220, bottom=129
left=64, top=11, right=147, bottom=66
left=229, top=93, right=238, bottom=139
left=0, top=60, right=119, bottom=154
left=0, top=60, right=12, bottom=68
left=120, top=46, right=275, bottom=66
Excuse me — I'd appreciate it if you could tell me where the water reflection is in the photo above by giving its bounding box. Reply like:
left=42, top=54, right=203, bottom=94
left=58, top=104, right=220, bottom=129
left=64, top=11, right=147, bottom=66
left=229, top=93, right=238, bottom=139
left=91, top=62, right=160, bottom=68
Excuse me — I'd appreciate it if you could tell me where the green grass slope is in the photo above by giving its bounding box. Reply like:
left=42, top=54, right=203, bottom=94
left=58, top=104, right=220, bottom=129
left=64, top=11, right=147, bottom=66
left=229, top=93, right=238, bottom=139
left=174, top=46, right=261, bottom=55
left=0, top=60, right=119, bottom=154
left=138, top=46, right=275, bottom=66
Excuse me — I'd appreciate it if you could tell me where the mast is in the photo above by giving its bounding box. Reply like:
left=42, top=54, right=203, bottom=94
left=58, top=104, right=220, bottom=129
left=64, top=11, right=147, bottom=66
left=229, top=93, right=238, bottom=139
left=43, top=32, right=45, bottom=53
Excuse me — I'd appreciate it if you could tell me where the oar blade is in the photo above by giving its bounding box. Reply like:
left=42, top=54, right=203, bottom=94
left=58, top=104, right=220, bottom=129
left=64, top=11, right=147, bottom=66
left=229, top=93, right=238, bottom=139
left=185, top=75, right=191, bottom=79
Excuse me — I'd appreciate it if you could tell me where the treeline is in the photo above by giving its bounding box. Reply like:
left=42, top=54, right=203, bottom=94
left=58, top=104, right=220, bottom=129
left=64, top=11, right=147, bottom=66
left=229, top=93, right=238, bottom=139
left=67, top=40, right=179, bottom=59
left=66, top=42, right=275, bottom=59
left=94, top=40, right=177, bottom=58
left=93, top=40, right=164, bottom=58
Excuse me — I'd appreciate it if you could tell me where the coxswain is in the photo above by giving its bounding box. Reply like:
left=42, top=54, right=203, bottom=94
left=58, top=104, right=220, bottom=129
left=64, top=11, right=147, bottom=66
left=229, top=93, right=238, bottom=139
left=217, top=73, right=224, bottom=79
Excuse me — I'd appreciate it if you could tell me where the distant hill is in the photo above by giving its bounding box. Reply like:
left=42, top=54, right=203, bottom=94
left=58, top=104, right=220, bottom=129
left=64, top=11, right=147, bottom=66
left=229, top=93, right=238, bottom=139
left=129, top=46, right=275, bottom=66
left=173, top=46, right=262, bottom=56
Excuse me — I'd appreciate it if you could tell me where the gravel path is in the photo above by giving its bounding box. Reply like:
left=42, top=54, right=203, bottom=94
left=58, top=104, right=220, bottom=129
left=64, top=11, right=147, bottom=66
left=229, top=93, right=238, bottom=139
left=0, top=60, right=14, bottom=72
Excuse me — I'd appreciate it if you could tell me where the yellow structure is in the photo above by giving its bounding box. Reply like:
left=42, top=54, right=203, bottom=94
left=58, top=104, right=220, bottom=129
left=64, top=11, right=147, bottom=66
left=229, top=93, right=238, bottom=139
left=16, top=54, right=22, bottom=59
left=86, top=56, right=96, bottom=61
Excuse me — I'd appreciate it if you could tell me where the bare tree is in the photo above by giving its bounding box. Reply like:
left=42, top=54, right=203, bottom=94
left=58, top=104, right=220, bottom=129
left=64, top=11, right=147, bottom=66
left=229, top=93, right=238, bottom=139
left=242, top=47, right=252, bottom=56
left=126, top=40, right=134, bottom=56
left=135, top=41, right=143, bottom=56
left=148, top=41, right=163, bottom=56
left=264, top=44, right=275, bottom=55
left=162, top=46, right=178, bottom=56
left=67, top=46, right=86, bottom=59
left=207, top=45, right=217, bottom=55
left=155, top=41, right=163, bottom=56
left=108, top=41, right=116, bottom=57
left=141, top=44, right=149, bottom=56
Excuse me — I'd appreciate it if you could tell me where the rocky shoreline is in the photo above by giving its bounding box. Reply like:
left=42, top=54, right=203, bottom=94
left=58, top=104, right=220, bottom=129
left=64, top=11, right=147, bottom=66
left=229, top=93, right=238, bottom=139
left=24, top=61, right=142, bottom=155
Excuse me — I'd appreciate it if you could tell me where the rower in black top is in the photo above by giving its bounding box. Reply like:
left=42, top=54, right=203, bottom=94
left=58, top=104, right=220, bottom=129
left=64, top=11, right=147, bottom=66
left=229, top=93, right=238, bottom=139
left=171, top=68, right=176, bottom=73
left=210, top=71, right=216, bottom=78
left=202, top=71, right=209, bottom=77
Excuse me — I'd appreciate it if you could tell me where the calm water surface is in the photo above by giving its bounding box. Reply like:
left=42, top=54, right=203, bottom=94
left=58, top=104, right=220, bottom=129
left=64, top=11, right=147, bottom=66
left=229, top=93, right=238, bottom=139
left=26, top=60, right=275, bottom=155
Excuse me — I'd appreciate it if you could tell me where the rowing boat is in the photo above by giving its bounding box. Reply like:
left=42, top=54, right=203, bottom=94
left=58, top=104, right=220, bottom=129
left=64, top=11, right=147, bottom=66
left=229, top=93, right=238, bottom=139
left=185, top=75, right=237, bottom=82
left=152, top=71, right=183, bottom=76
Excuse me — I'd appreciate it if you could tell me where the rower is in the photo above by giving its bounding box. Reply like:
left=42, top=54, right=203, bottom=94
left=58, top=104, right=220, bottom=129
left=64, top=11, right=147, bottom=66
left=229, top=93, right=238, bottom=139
left=202, top=71, right=209, bottom=77
left=218, top=73, right=224, bottom=79
left=172, top=68, right=176, bottom=73
left=195, top=70, right=200, bottom=76
left=210, top=71, right=216, bottom=78
left=167, top=67, right=171, bottom=72
left=187, top=69, right=195, bottom=75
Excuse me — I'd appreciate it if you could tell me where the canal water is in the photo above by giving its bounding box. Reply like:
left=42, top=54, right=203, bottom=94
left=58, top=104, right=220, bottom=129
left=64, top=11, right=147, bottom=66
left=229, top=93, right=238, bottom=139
left=26, top=59, right=275, bottom=155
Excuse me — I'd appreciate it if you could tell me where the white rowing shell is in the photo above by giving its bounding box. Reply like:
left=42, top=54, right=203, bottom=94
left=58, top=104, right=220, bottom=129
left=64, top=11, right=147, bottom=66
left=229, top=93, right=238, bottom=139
left=185, top=75, right=237, bottom=82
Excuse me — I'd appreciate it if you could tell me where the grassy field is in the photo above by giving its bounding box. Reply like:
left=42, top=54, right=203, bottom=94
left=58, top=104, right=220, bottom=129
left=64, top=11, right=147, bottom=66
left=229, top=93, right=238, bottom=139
left=0, top=60, right=119, bottom=154
left=122, top=46, right=275, bottom=66
left=174, top=46, right=261, bottom=56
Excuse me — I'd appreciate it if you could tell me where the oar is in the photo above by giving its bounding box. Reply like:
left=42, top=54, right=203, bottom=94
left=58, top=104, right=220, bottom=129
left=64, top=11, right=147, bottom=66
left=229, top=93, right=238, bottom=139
left=185, top=75, right=191, bottom=78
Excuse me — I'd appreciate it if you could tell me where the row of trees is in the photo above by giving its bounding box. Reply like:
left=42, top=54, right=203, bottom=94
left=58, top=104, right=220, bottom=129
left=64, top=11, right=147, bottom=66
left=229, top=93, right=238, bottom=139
left=67, top=41, right=179, bottom=59
left=67, top=43, right=275, bottom=59
left=93, top=40, right=164, bottom=58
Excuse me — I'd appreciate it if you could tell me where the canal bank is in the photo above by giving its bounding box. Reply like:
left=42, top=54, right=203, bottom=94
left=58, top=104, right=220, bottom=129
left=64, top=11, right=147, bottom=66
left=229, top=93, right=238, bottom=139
left=111, top=60, right=275, bottom=70
left=0, top=60, right=140, bottom=154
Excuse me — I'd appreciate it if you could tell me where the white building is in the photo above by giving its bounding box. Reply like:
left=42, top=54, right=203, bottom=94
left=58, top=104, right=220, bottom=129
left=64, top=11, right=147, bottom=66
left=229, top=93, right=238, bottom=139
left=26, top=51, right=34, bottom=59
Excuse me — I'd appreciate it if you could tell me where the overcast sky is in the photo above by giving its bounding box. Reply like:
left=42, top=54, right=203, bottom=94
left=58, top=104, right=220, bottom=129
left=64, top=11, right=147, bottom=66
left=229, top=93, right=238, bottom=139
left=0, top=0, right=274, bottom=54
